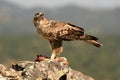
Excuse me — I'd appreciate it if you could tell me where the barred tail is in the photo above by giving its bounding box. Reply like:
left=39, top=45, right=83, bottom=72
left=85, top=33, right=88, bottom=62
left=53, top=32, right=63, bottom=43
left=81, top=34, right=103, bottom=48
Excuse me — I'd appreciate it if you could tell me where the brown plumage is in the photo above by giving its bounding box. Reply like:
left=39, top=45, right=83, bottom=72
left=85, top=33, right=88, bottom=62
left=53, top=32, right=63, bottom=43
left=33, top=12, right=103, bottom=61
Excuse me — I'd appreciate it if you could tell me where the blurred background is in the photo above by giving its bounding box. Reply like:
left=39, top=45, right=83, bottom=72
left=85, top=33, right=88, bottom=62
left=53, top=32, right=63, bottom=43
left=0, top=0, right=120, bottom=80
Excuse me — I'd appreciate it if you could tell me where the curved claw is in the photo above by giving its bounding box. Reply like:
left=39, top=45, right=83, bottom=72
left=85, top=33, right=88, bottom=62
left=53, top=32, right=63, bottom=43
left=48, top=59, right=55, bottom=63
left=50, top=53, right=56, bottom=61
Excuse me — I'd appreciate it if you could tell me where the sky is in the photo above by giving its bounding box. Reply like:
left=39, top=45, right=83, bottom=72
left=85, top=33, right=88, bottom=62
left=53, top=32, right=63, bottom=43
left=4, top=0, right=120, bottom=9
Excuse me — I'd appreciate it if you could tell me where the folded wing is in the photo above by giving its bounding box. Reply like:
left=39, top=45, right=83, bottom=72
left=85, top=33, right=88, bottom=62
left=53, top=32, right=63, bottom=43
left=56, top=22, right=84, bottom=41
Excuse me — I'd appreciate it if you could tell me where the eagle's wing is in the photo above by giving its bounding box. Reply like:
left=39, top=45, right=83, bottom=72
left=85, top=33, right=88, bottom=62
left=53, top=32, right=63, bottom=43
left=55, top=22, right=84, bottom=41
left=42, top=20, right=84, bottom=40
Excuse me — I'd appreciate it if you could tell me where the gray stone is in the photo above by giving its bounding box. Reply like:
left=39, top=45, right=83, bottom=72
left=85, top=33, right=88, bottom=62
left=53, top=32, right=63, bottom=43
left=0, top=60, right=94, bottom=80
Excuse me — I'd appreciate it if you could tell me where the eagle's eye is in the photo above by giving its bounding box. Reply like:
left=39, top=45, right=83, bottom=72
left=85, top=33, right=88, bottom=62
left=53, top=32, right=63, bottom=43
left=35, top=13, right=40, bottom=16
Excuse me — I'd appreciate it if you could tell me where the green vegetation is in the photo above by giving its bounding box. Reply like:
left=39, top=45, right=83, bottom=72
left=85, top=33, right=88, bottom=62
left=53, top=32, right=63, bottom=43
left=0, top=35, right=119, bottom=80
left=0, top=1, right=120, bottom=80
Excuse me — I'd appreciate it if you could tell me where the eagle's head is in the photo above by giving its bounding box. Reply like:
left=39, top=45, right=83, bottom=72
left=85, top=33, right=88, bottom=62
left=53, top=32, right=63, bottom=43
left=33, top=12, right=44, bottom=21
left=35, top=12, right=44, bottom=18
left=33, top=12, right=44, bottom=28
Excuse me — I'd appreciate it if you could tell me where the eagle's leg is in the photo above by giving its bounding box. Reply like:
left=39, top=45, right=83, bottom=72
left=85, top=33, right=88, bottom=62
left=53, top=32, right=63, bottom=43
left=50, top=50, right=57, bottom=61
left=50, top=47, right=63, bottom=61
left=49, top=40, right=63, bottom=61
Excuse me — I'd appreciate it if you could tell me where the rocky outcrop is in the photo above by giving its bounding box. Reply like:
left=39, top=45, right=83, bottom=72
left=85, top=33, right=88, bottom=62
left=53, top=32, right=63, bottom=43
left=0, top=59, right=94, bottom=80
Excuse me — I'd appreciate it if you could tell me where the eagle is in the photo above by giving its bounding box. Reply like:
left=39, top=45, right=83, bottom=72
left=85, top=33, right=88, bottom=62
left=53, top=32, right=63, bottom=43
left=33, top=12, right=102, bottom=61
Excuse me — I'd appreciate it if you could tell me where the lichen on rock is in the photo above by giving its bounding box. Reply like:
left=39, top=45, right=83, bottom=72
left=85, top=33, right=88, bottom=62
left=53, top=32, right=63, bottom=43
left=0, top=59, right=94, bottom=80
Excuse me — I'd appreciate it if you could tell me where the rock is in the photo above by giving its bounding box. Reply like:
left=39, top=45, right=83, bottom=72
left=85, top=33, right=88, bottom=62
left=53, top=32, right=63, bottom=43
left=0, top=59, right=94, bottom=80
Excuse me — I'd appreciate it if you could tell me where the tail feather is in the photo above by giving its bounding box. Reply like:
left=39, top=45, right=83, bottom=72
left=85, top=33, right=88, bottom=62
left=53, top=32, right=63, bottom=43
left=84, top=35, right=98, bottom=40
left=85, top=40, right=103, bottom=48
left=81, top=34, right=103, bottom=48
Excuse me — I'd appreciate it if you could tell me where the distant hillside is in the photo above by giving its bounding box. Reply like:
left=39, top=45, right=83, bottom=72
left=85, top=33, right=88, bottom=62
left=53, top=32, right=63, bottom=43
left=0, top=0, right=120, bottom=35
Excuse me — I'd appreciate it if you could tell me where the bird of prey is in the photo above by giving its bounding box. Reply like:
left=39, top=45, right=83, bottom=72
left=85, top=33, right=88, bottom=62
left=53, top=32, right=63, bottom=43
left=33, top=12, right=102, bottom=61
